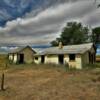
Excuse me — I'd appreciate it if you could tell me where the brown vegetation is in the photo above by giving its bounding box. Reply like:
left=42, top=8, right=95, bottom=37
left=0, top=64, right=100, bottom=100
left=0, top=54, right=7, bottom=69
left=96, top=55, right=100, bottom=62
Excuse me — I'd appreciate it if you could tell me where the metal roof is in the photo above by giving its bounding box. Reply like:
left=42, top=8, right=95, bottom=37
left=9, top=46, right=36, bottom=54
left=36, top=43, right=94, bottom=55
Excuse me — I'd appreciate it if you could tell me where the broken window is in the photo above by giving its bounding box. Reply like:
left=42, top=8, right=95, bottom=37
left=35, top=57, right=38, bottom=60
left=69, top=54, right=75, bottom=61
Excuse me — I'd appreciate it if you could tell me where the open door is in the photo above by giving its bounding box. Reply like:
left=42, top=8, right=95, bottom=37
left=41, top=55, right=45, bottom=64
left=58, top=55, right=64, bottom=64
left=19, top=54, right=24, bottom=63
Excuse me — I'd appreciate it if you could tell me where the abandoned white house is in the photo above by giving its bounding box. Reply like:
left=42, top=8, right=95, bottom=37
left=8, top=46, right=36, bottom=64
left=34, top=43, right=96, bottom=69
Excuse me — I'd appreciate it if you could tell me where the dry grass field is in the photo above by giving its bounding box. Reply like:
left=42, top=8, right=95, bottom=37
left=0, top=54, right=7, bottom=69
left=96, top=55, right=100, bottom=62
left=0, top=63, right=100, bottom=100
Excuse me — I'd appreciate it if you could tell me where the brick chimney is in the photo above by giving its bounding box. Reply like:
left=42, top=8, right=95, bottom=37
left=59, top=42, right=63, bottom=49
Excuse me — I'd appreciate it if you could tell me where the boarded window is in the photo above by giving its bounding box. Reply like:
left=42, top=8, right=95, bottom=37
left=69, top=54, right=75, bottom=61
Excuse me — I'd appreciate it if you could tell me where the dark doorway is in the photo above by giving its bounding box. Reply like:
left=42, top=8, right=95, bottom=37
left=58, top=55, right=64, bottom=64
left=41, top=55, right=45, bottom=63
left=89, top=52, right=94, bottom=64
left=19, top=54, right=24, bottom=63
left=91, top=54, right=94, bottom=64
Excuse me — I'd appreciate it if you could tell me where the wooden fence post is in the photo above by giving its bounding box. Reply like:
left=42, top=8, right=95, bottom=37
left=1, top=72, right=5, bottom=91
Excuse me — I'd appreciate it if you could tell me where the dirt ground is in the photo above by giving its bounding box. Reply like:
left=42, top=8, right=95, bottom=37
left=0, top=65, right=100, bottom=100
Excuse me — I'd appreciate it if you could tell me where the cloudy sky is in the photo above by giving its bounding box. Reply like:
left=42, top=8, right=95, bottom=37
left=0, top=0, right=100, bottom=46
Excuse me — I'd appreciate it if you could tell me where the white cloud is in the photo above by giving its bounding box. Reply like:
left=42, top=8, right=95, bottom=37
left=0, top=0, right=100, bottom=46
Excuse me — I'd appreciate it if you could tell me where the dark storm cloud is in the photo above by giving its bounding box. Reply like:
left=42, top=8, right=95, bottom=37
left=0, top=0, right=100, bottom=45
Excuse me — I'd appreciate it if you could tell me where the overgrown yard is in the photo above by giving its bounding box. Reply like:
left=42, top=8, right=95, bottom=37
left=0, top=64, right=100, bottom=100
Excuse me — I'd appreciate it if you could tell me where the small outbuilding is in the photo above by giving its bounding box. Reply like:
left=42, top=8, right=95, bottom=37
left=8, top=46, right=36, bottom=64
left=34, top=43, right=96, bottom=69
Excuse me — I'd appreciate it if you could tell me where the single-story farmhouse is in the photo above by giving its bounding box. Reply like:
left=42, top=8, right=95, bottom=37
left=8, top=46, right=36, bottom=64
left=34, top=43, right=96, bottom=69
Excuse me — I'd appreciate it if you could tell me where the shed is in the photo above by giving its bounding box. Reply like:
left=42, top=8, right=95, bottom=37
left=8, top=46, right=36, bottom=64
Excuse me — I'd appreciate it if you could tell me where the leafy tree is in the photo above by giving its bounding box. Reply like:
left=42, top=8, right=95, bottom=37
left=92, top=27, right=100, bottom=44
left=51, top=22, right=89, bottom=46
left=97, top=4, right=100, bottom=8
left=51, top=40, right=58, bottom=46
left=94, top=0, right=100, bottom=8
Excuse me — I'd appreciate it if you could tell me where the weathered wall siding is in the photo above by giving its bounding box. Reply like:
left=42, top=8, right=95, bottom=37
left=76, top=54, right=82, bottom=69
left=34, top=56, right=41, bottom=64
left=9, top=54, right=13, bottom=61
left=82, top=52, right=89, bottom=67
left=68, top=61, right=76, bottom=68
left=64, top=54, right=82, bottom=69
left=45, top=55, right=58, bottom=64
left=20, top=48, right=34, bottom=64
left=64, top=55, right=69, bottom=64
left=13, top=54, right=18, bottom=63
left=90, top=47, right=95, bottom=53
left=81, top=47, right=96, bottom=66
left=35, top=54, right=83, bottom=69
